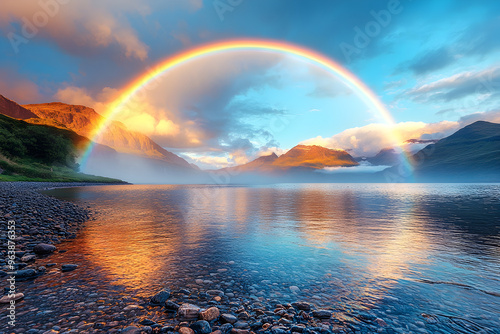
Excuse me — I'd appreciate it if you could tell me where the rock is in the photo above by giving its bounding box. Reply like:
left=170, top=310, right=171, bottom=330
left=291, top=325, right=304, bottom=333
left=311, top=310, right=332, bottom=319
left=233, top=321, right=249, bottom=329
left=123, top=304, right=142, bottom=311
left=21, top=254, right=36, bottom=262
left=207, top=290, right=224, bottom=296
left=220, top=314, right=237, bottom=324
left=200, top=306, right=220, bottom=321
left=271, top=326, right=289, bottom=334
left=0, top=293, right=24, bottom=303
left=33, top=243, right=57, bottom=255
left=357, top=312, right=376, bottom=321
left=291, top=302, right=311, bottom=311
left=150, top=289, right=171, bottom=304
left=375, top=318, right=387, bottom=326
left=165, top=300, right=180, bottom=311
left=139, top=318, right=157, bottom=326
left=289, top=286, right=300, bottom=294
left=61, top=264, right=78, bottom=272
left=219, top=323, right=233, bottom=334
left=14, top=269, right=37, bottom=279
left=190, top=320, right=212, bottom=334
left=230, top=330, right=249, bottom=334
left=179, top=327, right=195, bottom=334
left=178, top=303, right=201, bottom=320
left=120, top=326, right=141, bottom=334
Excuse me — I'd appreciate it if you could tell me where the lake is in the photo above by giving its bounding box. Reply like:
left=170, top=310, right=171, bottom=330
left=32, top=183, right=500, bottom=332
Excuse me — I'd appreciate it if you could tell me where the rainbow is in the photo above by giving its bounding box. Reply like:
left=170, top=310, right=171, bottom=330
left=81, top=39, right=413, bottom=175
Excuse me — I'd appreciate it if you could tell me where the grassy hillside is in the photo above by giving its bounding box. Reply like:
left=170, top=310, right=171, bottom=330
left=0, top=114, right=122, bottom=182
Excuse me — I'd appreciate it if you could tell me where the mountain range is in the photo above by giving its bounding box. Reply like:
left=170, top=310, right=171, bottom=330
left=221, top=145, right=359, bottom=174
left=1, top=92, right=499, bottom=183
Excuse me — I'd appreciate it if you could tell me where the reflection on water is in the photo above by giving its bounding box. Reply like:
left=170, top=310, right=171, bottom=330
left=44, top=183, right=500, bottom=329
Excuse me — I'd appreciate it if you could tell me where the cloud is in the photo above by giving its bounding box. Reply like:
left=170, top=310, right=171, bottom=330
left=402, top=66, right=500, bottom=103
left=300, top=121, right=459, bottom=157
left=320, top=163, right=391, bottom=174
left=301, top=108, right=500, bottom=157
left=405, top=47, right=456, bottom=75
left=394, top=12, right=500, bottom=76
left=0, top=69, right=41, bottom=103
left=0, top=0, right=150, bottom=60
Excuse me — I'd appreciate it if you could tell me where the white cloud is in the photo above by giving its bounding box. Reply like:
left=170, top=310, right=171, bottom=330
left=301, top=109, right=500, bottom=157
left=403, top=66, right=500, bottom=103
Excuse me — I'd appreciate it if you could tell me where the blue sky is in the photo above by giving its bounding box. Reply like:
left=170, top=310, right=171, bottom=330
left=1, top=0, right=499, bottom=168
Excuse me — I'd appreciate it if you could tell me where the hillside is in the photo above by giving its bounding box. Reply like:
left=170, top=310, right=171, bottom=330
left=410, top=121, right=500, bottom=181
left=22, top=102, right=192, bottom=168
left=0, top=114, right=121, bottom=182
left=0, top=94, right=39, bottom=119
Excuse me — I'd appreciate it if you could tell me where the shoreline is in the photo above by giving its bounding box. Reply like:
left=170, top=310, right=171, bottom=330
left=0, top=182, right=361, bottom=334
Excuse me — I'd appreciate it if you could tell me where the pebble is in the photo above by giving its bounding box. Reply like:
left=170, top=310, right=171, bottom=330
left=121, top=326, right=142, bottom=334
left=61, top=264, right=78, bottom=272
left=33, top=243, right=57, bottom=255
left=311, top=310, right=333, bottom=319
left=0, top=292, right=25, bottom=303
left=179, top=327, right=195, bottom=334
left=220, top=313, right=238, bottom=324
left=190, top=320, right=212, bottom=334
left=200, top=306, right=220, bottom=321
left=150, top=289, right=171, bottom=304
left=179, top=303, right=201, bottom=320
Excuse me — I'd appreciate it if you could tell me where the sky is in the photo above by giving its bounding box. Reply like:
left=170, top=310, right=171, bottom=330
left=1, top=0, right=499, bottom=169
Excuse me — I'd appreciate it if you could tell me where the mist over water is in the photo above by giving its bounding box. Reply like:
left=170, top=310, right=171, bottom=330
left=38, top=183, right=500, bottom=332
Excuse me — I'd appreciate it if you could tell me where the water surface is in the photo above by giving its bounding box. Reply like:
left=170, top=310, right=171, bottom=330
left=41, top=183, right=500, bottom=332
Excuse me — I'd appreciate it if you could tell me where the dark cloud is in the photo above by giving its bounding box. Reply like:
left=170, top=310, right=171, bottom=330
left=407, top=47, right=455, bottom=75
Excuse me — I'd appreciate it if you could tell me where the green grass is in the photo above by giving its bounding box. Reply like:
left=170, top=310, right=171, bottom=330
left=0, top=114, right=124, bottom=183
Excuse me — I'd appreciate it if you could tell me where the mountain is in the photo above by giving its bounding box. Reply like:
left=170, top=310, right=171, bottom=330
left=22, top=102, right=192, bottom=168
left=0, top=94, right=39, bottom=120
left=221, top=152, right=278, bottom=173
left=411, top=121, right=500, bottom=179
left=273, top=145, right=358, bottom=169
left=221, top=145, right=358, bottom=175
left=358, top=148, right=402, bottom=166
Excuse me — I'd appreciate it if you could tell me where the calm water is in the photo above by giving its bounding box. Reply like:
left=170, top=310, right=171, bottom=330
left=42, top=183, right=500, bottom=332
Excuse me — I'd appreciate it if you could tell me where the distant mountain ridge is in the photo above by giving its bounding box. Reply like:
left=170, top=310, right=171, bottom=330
left=221, top=145, right=358, bottom=173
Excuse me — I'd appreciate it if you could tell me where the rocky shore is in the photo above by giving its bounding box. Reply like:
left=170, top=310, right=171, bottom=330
left=0, top=182, right=97, bottom=282
left=0, top=182, right=402, bottom=334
